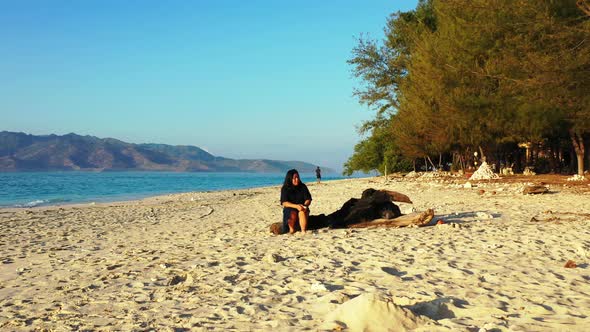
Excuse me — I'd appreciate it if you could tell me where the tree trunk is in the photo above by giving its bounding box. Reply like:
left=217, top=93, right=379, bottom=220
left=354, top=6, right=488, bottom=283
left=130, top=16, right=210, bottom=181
left=478, top=146, right=486, bottom=162
left=570, top=130, right=585, bottom=175
left=578, top=0, right=590, bottom=16
left=426, top=156, right=436, bottom=171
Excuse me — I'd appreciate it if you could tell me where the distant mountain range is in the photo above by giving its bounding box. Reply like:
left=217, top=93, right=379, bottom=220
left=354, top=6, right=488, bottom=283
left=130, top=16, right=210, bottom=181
left=0, top=132, right=332, bottom=173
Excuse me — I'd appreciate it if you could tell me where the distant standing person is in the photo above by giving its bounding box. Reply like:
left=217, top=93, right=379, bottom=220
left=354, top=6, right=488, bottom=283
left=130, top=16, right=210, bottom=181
left=315, top=166, right=322, bottom=184
left=280, top=169, right=312, bottom=234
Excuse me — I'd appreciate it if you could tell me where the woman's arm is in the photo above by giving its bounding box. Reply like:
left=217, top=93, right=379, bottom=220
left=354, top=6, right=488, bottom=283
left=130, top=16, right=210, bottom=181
left=282, top=201, right=308, bottom=211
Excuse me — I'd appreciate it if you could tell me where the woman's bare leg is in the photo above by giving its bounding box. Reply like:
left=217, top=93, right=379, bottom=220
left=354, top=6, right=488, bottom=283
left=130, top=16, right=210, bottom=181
left=298, top=210, right=309, bottom=233
left=288, top=211, right=298, bottom=234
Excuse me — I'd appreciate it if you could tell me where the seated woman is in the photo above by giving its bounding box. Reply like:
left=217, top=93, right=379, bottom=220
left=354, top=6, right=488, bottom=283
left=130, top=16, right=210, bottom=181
left=280, top=169, right=312, bottom=234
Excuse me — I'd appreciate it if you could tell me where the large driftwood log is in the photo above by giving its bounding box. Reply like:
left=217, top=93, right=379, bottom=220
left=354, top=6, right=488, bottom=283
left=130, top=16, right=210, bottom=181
left=269, top=209, right=435, bottom=234
left=269, top=188, right=417, bottom=235
left=347, top=209, right=434, bottom=228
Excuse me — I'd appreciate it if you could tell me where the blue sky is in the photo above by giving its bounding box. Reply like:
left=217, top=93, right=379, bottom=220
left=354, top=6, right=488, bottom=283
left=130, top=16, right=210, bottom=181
left=1, top=1, right=419, bottom=172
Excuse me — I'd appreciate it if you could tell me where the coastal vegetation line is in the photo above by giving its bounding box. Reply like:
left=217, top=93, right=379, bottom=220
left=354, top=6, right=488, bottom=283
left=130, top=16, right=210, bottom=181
left=344, top=0, right=590, bottom=177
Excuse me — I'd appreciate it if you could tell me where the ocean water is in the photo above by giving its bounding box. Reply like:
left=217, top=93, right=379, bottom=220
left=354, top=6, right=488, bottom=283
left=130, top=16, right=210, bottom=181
left=0, top=171, right=350, bottom=208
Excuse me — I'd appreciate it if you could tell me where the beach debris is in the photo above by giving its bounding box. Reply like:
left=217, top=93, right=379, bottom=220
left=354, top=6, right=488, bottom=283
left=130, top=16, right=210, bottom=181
left=436, top=219, right=445, bottom=225
left=567, top=174, right=587, bottom=181
left=418, top=171, right=446, bottom=179
left=464, top=182, right=473, bottom=188
left=269, top=223, right=283, bottom=235
left=522, top=185, right=548, bottom=195
left=564, top=260, right=577, bottom=268
left=469, top=162, right=499, bottom=180
left=523, top=167, right=536, bottom=176
left=478, top=189, right=485, bottom=195
left=198, top=205, right=214, bottom=219
left=321, top=292, right=430, bottom=331
left=501, top=167, right=514, bottom=175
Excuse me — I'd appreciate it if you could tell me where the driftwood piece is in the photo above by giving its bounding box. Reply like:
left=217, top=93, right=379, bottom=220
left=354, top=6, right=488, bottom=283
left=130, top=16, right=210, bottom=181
left=382, top=190, right=413, bottom=204
left=347, top=209, right=434, bottom=229
left=530, top=210, right=590, bottom=223
left=523, top=185, right=549, bottom=195
left=270, top=222, right=283, bottom=235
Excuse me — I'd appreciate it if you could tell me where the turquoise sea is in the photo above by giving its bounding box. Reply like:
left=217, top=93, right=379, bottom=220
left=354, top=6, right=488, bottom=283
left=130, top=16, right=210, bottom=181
left=0, top=171, right=351, bottom=208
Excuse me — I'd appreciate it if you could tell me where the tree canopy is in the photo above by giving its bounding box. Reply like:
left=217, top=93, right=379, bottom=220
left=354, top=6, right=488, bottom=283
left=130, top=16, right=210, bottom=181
left=347, top=0, right=590, bottom=175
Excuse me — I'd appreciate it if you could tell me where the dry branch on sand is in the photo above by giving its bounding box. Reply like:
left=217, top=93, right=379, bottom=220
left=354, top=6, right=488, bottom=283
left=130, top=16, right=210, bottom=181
left=348, top=209, right=435, bottom=228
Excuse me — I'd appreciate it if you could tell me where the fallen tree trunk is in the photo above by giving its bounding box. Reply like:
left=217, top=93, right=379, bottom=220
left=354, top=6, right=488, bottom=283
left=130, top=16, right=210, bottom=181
left=347, top=209, right=434, bottom=228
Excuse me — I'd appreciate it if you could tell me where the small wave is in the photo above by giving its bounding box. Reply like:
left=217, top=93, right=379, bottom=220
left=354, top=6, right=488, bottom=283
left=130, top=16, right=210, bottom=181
left=13, top=198, right=70, bottom=208
left=14, top=200, right=47, bottom=208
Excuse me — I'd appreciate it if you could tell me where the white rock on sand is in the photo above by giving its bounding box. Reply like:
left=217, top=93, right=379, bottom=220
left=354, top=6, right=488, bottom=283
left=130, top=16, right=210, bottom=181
left=1, top=176, right=590, bottom=330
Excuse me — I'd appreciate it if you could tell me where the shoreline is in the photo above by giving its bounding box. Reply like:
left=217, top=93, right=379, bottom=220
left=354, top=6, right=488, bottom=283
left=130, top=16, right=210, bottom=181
left=0, top=177, right=346, bottom=212
left=0, top=172, right=355, bottom=210
left=1, top=175, right=589, bottom=330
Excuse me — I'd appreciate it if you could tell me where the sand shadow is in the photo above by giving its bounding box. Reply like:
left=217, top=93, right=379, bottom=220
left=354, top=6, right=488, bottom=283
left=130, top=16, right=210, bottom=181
left=409, top=297, right=469, bottom=320
left=324, top=284, right=345, bottom=291
left=435, top=211, right=503, bottom=225
left=381, top=266, right=407, bottom=277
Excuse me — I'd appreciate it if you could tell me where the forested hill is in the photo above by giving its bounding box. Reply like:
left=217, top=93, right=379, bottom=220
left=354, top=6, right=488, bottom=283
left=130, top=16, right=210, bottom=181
left=0, top=132, right=331, bottom=173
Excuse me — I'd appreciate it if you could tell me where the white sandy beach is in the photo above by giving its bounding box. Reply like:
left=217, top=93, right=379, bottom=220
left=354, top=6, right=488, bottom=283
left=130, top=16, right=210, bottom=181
left=1, top=174, right=590, bottom=331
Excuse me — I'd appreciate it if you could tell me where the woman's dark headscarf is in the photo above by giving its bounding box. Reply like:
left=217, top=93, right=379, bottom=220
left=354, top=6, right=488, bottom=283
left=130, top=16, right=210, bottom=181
left=282, top=169, right=302, bottom=188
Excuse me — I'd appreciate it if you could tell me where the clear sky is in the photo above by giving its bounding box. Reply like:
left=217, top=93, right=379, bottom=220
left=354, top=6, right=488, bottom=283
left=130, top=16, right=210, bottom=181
left=1, top=1, right=418, bottom=172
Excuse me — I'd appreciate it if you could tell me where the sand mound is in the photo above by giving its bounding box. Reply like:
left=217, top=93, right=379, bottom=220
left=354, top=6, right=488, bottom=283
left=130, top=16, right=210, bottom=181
left=469, top=161, right=499, bottom=180
left=405, top=171, right=420, bottom=178
left=322, top=292, right=429, bottom=331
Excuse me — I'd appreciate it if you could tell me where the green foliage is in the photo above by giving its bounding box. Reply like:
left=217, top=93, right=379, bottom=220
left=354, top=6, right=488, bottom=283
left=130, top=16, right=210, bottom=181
left=345, top=0, right=590, bottom=174
left=343, top=120, right=412, bottom=176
